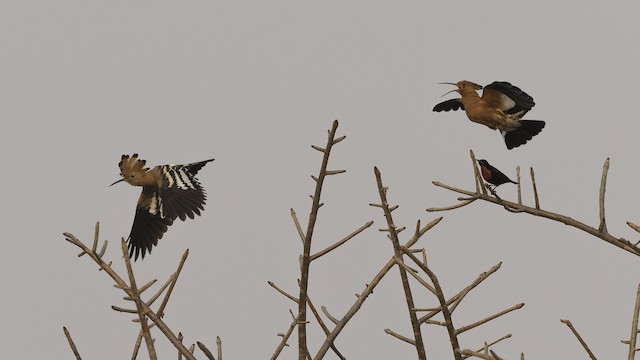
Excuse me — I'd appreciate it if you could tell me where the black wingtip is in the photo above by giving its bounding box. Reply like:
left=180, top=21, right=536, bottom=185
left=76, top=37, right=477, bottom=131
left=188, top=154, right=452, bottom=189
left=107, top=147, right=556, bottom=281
left=433, top=98, right=464, bottom=112
left=504, top=120, right=546, bottom=149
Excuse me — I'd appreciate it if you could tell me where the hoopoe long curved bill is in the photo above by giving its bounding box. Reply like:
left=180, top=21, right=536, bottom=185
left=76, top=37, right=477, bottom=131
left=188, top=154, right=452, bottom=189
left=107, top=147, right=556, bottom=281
left=433, top=81, right=546, bottom=149
left=110, top=154, right=214, bottom=260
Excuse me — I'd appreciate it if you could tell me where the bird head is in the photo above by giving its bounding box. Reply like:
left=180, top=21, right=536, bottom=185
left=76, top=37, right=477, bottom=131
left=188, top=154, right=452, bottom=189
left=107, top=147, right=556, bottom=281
left=110, top=153, right=150, bottom=186
left=438, top=80, right=483, bottom=97
left=477, top=159, right=489, bottom=167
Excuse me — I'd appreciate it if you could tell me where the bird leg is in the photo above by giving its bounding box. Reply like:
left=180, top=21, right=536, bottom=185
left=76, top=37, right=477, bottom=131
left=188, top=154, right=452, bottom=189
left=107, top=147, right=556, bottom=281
left=485, top=184, right=503, bottom=202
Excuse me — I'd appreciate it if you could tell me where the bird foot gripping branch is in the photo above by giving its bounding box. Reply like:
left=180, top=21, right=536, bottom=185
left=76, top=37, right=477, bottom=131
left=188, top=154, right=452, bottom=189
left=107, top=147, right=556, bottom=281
left=434, top=81, right=546, bottom=149
left=110, top=154, right=214, bottom=260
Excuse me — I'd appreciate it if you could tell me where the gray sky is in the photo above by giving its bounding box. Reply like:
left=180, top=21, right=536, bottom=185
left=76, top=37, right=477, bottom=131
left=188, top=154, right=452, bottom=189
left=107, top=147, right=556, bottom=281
left=2, top=1, right=640, bottom=358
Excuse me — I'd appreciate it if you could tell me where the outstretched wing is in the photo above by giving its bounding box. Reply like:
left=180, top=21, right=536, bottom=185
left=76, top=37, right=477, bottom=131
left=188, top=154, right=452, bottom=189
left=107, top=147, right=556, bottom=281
left=482, top=81, right=535, bottom=118
left=158, top=159, right=214, bottom=221
left=127, top=189, right=173, bottom=260
left=433, top=98, right=464, bottom=112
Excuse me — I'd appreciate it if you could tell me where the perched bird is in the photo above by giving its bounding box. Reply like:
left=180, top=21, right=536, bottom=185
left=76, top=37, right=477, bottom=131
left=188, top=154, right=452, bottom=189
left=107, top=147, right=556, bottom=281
left=110, top=154, right=214, bottom=260
left=477, top=159, right=517, bottom=189
left=433, top=81, right=546, bottom=149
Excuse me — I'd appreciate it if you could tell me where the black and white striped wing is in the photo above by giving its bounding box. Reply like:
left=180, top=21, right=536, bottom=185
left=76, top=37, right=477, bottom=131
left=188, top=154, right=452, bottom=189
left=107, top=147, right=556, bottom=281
left=128, top=189, right=173, bottom=261
left=158, top=164, right=209, bottom=221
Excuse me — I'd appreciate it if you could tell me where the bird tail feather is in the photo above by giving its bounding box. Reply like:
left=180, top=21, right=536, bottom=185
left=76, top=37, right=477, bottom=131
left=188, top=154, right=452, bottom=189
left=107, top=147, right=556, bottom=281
left=503, top=120, right=545, bottom=149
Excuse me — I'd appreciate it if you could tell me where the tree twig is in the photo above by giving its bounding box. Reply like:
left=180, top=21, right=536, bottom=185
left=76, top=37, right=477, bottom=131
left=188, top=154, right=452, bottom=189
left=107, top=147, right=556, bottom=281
left=384, top=329, right=416, bottom=345
left=428, top=180, right=640, bottom=257
left=311, top=221, right=373, bottom=261
left=530, top=167, right=540, bottom=209
left=560, top=319, right=598, bottom=360
left=121, top=239, right=157, bottom=360
left=63, top=326, right=82, bottom=360
left=298, top=120, right=343, bottom=359
left=272, top=311, right=301, bottom=360
left=373, top=167, right=427, bottom=359
left=401, top=249, right=461, bottom=360
left=64, top=232, right=196, bottom=360
left=455, top=303, right=524, bottom=335
left=314, top=258, right=395, bottom=359
left=598, top=158, right=610, bottom=233
left=628, top=284, right=640, bottom=360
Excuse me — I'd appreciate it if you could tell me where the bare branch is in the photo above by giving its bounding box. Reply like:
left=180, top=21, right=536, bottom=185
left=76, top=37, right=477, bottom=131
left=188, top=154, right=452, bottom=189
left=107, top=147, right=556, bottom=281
left=64, top=232, right=195, bottom=360
left=427, top=199, right=476, bottom=212
left=394, top=256, right=436, bottom=295
left=462, top=334, right=512, bottom=360
left=516, top=166, right=522, bottom=205
left=321, top=306, right=339, bottom=325
left=314, top=258, right=395, bottom=359
left=628, top=222, right=640, bottom=234
left=217, top=337, right=222, bottom=360
left=373, top=166, right=427, bottom=360
left=469, top=150, right=486, bottom=195
left=291, top=209, right=305, bottom=244
left=628, top=284, right=640, bottom=360
left=121, top=240, right=157, bottom=360
left=405, top=217, right=443, bottom=249
left=326, top=169, right=346, bottom=176
left=269, top=281, right=299, bottom=303
left=455, top=303, right=524, bottom=335
left=311, top=221, right=373, bottom=261
left=271, top=311, right=301, bottom=360
left=560, top=319, right=598, bottom=360
left=419, top=262, right=502, bottom=323
left=384, top=329, right=416, bottom=345
left=333, top=135, right=346, bottom=144
left=459, top=349, right=497, bottom=360
left=599, top=158, right=610, bottom=233
left=197, top=341, right=216, bottom=360
left=63, top=326, right=82, bottom=360
left=299, top=119, right=342, bottom=359
left=92, top=222, right=99, bottom=253
left=429, top=181, right=640, bottom=257
left=530, top=167, right=540, bottom=209
left=402, top=249, right=461, bottom=360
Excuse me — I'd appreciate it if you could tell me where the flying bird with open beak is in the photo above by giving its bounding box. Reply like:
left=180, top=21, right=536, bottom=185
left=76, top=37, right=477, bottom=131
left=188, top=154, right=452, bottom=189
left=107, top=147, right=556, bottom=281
left=110, top=154, right=214, bottom=260
left=433, top=81, right=546, bottom=149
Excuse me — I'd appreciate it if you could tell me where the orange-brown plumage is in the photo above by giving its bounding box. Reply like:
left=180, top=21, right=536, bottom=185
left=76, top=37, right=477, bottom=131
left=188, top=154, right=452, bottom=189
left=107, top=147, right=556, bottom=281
left=111, top=154, right=214, bottom=260
left=434, top=81, right=545, bottom=149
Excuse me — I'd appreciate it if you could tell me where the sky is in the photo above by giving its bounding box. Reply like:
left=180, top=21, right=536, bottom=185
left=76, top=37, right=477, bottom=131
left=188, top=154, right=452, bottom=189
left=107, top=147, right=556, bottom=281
left=2, top=1, right=640, bottom=359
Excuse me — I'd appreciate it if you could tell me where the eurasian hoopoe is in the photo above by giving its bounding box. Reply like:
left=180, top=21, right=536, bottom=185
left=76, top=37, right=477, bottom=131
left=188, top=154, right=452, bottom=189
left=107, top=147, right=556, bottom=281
left=433, top=81, right=546, bottom=149
left=110, top=154, right=214, bottom=260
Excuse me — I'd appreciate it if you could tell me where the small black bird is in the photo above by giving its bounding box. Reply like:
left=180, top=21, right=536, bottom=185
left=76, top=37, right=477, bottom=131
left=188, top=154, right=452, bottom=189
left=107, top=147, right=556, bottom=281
left=477, top=159, right=517, bottom=190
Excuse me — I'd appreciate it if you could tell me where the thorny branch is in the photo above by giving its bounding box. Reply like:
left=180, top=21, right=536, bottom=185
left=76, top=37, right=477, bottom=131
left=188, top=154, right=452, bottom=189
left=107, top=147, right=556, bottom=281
left=627, top=284, right=640, bottom=360
left=373, top=166, right=427, bottom=360
left=428, top=150, right=640, bottom=257
left=298, top=120, right=345, bottom=359
left=560, top=319, right=598, bottom=360
left=401, top=249, right=461, bottom=360
left=63, top=326, right=82, bottom=360
left=63, top=225, right=197, bottom=360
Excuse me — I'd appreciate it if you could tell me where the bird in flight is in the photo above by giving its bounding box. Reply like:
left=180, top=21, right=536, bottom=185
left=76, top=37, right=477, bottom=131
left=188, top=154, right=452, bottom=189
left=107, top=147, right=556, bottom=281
left=477, top=159, right=517, bottom=199
left=110, top=154, right=214, bottom=260
left=433, top=81, right=545, bottom=149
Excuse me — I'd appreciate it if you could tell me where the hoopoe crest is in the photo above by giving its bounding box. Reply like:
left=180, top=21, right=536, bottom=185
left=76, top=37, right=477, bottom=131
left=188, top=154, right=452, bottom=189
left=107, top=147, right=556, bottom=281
left=110, top=154, right=214, bottom=260
left=433, top=81, right=546, bottom=149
